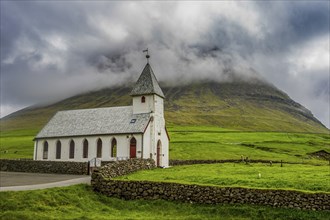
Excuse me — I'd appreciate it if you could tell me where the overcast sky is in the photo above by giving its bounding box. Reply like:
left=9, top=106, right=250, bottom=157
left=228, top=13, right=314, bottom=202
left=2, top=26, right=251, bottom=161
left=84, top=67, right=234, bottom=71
left=1, top=1, right=329, bottom=128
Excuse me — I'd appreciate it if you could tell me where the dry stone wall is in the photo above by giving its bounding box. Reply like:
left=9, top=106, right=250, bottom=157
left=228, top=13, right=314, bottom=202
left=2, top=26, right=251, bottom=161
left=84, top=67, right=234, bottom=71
left=92, top=179, right=329, bottom=211
left=92, top=159, right=330, bottom=211
left=0, top=159, right=88, bottom=175
left=93, top=159, right=156, bottom=179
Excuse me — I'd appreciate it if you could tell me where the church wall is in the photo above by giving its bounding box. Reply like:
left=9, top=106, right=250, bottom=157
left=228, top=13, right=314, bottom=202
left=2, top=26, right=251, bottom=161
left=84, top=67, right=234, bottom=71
left=142, top=123, right=152, bottom=159
left=154, top=95, right=164, bottom=118
left=34, top=134, right=143, bottom=162
left=159, top=126, right=169, bottom=167
left=153, top=96, right=168, bottom=167
left=151, top=125, right=169, bottom=167
left=132, top=94, right=169, bottom=167
left=132, top=95, right=154, bottom=114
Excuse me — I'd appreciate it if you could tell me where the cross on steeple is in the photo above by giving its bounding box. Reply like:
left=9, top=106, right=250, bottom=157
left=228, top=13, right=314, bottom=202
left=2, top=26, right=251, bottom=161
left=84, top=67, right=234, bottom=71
left=143, top=48, right=150, bottom=63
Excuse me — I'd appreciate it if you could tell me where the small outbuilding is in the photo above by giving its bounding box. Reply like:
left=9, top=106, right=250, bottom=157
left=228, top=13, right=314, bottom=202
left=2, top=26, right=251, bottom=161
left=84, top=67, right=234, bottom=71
left=34, top=61, right=169, bottom=167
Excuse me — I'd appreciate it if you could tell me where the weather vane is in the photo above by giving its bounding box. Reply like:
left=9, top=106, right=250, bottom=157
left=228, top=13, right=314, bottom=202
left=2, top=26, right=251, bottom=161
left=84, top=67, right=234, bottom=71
left=143, top=48, right=150, bottom=63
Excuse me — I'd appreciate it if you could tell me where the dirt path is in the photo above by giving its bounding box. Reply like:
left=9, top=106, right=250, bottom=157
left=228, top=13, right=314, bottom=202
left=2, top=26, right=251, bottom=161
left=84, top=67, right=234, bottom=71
left=0, top=172, right=91, bottom=191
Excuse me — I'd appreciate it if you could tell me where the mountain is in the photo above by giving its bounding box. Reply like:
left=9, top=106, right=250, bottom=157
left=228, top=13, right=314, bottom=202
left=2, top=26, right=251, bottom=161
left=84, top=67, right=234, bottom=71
left=1, top=80, right=328, bottom=133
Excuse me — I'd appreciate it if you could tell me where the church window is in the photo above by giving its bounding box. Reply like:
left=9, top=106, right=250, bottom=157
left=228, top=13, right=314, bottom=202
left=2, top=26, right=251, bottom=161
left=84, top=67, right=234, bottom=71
left=97, top=138, right=102, bottom=158
left=141, top=96, right=145, bottom=103
left=43, top=141, right=48, bottom=159
left=83, top=139, right=88, bottom=158
left=56, top=140, right=61, bottom=159
left=69, top=140, right=75, bottom=159
left=111, top=138, right=117, bottom=157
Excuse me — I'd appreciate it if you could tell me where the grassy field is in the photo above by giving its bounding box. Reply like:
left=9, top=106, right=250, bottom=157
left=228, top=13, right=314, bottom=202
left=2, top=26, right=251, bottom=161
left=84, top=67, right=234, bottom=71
left=0, top=129, right=37, bottom=159
left=1, top=127, right=329, bottom=219
left=1, top=126, right=329, bottom=163
left=168, top=126, right=330, bottom=164
left=1, top=184, right=329, bottom=220
left=116, top=163, right=330, bottom=192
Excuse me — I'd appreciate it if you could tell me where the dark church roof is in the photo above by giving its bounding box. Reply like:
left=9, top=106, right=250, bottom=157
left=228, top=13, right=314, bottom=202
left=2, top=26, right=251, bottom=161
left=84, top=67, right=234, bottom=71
left=130, top=63, right=165, bottom=98
left=35, top=106, right=150, bottom=139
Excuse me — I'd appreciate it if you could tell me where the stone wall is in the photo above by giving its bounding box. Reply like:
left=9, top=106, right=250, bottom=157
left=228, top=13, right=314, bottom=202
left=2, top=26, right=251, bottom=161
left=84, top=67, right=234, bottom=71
left=0, top=159, right=88, bottom=175
left=94, top=158, right=156, bottom=179
left=92, top=160, right=330, bottom=211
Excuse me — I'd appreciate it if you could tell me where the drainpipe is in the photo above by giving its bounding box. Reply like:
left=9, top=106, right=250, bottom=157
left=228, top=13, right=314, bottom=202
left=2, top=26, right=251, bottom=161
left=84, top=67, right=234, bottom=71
left=141, top=133, right=144, bottom=159
left=34, top=140, right=38, bottom=160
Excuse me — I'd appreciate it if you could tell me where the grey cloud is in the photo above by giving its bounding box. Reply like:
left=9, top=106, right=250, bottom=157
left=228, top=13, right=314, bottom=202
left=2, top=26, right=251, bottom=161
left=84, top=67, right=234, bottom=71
left=1, top=1, right=329, bottom=127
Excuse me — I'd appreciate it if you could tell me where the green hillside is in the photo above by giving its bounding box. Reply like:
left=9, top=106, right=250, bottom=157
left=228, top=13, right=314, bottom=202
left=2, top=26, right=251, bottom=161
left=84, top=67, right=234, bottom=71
left=1, top=80, right=328, bottom=133
left=1, top=80, right=329, bottom=160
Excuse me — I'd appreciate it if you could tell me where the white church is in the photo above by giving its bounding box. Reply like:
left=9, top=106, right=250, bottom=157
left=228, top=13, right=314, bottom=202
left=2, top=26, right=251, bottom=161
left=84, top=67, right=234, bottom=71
left=34, top=59, right=169, bottom=167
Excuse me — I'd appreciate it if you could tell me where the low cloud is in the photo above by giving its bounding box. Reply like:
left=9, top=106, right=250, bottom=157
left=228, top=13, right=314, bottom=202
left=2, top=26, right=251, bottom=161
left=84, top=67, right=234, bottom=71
left=1, top=1, right=329, bottom=127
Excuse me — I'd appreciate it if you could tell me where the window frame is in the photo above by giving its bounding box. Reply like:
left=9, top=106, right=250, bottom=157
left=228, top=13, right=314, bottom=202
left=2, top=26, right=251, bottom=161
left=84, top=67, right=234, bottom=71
left=56, top=140, right=61, bottom=159
left=83, top=139, right=88, bottom=159
left=111, top=138, right=117, bottom=158
left=69, top=140, right=75, bottom=159
left=97, top=138, right=102, bottom=158
left=43, top=141, right=48, bottom=159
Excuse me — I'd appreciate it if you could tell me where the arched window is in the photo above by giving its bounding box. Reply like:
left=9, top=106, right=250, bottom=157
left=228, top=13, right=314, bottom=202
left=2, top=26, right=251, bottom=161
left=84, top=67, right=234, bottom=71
left=130, top=137, right=136, bottom=158
left=141, top=96, right=145, bottom=103
left=97, top=138, right=102, bottom=158
left=69, top=140, right=75, bottom=159
left=43, top=141, right=48, bottom=159
left=56, top=140, right=61, bottom=159
left=83, top=139, right=88, bottom=158
left=111, top=138, right=117, bottom=157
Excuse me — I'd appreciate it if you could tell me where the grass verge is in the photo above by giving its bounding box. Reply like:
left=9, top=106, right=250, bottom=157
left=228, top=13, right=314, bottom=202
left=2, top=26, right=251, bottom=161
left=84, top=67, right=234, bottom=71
left=0, top=184, right=329, bottom=220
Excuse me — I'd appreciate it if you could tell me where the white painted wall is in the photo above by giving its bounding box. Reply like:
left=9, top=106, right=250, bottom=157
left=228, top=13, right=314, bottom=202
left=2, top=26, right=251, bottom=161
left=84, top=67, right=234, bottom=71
left=142, top=122, right=152, bottom=159
left=159, top=126, right=169, bottom=167
left=133, top=94, right=169, bottom=167
left=35, top=134, right=143, bottom=162
left=154, top=95, right=164, bottom=118
left=132, top=95, right=154, bottom=114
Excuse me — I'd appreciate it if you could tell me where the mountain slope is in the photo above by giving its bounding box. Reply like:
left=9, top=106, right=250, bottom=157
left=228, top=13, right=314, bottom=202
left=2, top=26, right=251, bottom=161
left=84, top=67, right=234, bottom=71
left=1, top=80, right=328, bottom=133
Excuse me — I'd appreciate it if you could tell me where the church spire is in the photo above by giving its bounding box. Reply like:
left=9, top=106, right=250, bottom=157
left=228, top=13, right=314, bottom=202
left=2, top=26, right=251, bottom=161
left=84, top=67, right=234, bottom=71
left=130, top=53, right=165, bottom=98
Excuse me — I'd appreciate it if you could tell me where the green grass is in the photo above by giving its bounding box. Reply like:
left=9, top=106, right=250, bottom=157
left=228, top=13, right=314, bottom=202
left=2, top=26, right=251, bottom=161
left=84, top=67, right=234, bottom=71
left=0, top=129, right=37, bottom=159
left=0, top=184, right=329, bottom=220
left=1, top=126, right=329, bottom=163
left=116, top=163, right=330, bottom=193
left=167, top=126, right=330, bottom=164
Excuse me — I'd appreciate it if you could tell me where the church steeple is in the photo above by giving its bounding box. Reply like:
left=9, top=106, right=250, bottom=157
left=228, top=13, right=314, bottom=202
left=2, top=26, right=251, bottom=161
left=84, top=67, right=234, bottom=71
left=130, top=63, right=165, bottom=98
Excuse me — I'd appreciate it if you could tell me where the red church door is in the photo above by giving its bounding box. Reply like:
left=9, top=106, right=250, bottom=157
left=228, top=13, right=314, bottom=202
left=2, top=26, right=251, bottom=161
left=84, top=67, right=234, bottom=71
left=130, top=138, right=136, bottom=158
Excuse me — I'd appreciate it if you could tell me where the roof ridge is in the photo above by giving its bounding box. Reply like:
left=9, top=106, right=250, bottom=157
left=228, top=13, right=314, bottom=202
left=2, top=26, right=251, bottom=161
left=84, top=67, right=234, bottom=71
left=57, top=106, right=132, bottom=113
